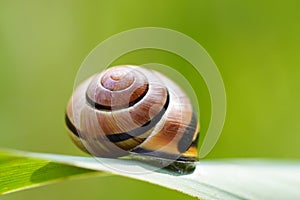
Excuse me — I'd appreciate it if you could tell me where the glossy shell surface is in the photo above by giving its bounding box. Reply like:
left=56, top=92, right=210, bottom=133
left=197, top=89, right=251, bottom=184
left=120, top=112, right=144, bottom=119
left=66, top=65, right=199, bottom=161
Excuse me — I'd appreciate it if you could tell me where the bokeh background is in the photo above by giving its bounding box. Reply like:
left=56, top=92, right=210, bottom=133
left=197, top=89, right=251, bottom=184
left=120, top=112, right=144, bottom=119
left=1, top=1, right=300, bottom=200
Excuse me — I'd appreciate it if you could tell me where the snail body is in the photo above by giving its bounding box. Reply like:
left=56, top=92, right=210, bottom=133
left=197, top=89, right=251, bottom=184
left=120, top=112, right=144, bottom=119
left=66, top=65, right=199, bottom=173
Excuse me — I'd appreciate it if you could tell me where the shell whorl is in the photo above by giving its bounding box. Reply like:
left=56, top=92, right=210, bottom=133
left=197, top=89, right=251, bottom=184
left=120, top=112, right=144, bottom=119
left=66, top=65, right=199, bottom=160
left=86, top=66, right=149, bottom=110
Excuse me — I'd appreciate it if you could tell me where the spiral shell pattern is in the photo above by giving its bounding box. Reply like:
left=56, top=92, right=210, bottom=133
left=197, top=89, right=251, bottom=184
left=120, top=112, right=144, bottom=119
left=66, top=65, right=199, bottom=161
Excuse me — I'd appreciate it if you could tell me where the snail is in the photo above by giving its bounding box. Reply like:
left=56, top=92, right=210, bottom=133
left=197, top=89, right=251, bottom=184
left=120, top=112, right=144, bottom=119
left=65, top=65, right=199, bottom=174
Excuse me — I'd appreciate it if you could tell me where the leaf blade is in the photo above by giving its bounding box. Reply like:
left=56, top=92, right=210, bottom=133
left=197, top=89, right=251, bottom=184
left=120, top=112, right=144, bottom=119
left=1, top=149, right=300, bottom=199
left=0, top=152, right=104, bottom=195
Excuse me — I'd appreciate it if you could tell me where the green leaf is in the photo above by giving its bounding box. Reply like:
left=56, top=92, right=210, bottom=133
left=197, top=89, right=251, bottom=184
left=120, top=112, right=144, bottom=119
left=0, top=151, right=105, bottom=195
left=1, top=149, right=300, bottom=199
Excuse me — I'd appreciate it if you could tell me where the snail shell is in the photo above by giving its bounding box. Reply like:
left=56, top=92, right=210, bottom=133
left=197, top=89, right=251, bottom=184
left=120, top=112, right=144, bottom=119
left=65, top=65, right=199, bottom=163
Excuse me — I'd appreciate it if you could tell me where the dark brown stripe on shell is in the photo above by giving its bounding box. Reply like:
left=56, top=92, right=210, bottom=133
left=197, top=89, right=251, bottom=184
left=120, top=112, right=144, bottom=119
left=132, top=112, right=199, bottom=161
left=105, top=92, right=170, bottom=143
left=131, top=147, right=197, bottom=162
left=86, top=84, right=149, bottom=110
left=65, top=114, right=80, bottom=137
left=177, top=112, right=198, bottom=153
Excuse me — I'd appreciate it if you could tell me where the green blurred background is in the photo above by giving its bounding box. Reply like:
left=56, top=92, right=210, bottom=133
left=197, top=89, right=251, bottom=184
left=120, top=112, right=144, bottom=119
left=1, top=0, right=300, bottom=199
